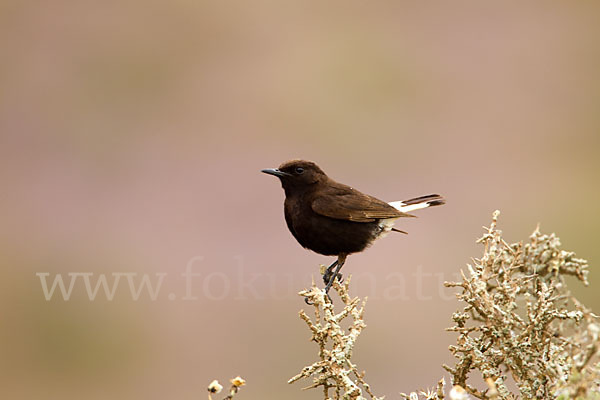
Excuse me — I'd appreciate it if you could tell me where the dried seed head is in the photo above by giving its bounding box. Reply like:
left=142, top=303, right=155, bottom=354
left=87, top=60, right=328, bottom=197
left=230, top=376, right=246, bottom=387
left=207, top=380, right=223, bottom=394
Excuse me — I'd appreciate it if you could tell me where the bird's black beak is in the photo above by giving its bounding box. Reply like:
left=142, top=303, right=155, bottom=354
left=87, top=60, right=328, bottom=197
left=261, top=168, right=292, bottom=178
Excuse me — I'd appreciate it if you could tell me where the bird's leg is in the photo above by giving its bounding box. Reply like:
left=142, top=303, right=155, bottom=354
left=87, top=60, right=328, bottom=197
left=304, top=255, right=347, bottom=305
left=324, top=254, right=347, bottom=295
left=322, top=259, right=339, bottom=286
left=305, top=259, right=338, bottom=304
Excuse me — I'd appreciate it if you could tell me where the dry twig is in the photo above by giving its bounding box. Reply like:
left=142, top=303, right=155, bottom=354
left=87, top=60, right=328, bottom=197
left=402, top=211, right=599, bottom=399
left=289, top=277, right=382, bottom=400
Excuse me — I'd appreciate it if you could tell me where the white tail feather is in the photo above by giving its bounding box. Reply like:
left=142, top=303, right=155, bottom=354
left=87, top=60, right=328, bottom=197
left=382, top=194, right=444, bottom=235
left=388, top=200, right=432, bottom=213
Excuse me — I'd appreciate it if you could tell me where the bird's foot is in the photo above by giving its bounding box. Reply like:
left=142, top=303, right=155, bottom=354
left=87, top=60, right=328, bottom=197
left=324, top=270, right=344, bottom=296
left=322, top=260, right=343, bottom=286
left=322, top=256, right=346, bottom=300
left=322, top=269, right=343, bottom=286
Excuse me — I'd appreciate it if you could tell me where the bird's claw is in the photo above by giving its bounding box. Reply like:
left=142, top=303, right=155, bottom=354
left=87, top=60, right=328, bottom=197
left=322, top=272, right=343, bottom=286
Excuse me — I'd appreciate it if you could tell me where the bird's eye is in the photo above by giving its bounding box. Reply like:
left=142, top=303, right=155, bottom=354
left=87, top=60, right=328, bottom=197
left=295, top=167, right=305, bottom=174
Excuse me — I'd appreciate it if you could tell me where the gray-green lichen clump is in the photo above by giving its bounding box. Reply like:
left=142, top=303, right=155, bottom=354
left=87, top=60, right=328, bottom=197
left=289, top=277, right=382, bottom=400
left=292, top=211, right=599, bottom=400
left=440, top=211, right=599, bottom=400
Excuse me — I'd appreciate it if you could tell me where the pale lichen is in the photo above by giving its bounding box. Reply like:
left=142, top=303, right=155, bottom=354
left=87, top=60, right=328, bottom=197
left=288, top=277, right=382, bottom=400
left=291, top=211, right=599, bottom=399
left=406, top=211, right=599, bottom=399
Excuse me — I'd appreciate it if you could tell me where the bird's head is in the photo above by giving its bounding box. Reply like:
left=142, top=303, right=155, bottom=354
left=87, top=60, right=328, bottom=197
left=262, top=160, right=327, bottom=192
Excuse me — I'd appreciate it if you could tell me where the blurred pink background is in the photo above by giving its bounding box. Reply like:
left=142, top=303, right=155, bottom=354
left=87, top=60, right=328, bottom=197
left=1, top=1, right=599, bottom=399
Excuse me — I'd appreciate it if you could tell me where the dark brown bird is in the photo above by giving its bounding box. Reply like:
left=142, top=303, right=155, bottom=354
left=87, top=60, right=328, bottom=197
left=262, top=160, right=444, bottom=297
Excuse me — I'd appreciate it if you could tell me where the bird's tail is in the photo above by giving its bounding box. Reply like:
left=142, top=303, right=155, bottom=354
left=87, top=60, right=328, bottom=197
left=388, top=194, right=445, bottom=213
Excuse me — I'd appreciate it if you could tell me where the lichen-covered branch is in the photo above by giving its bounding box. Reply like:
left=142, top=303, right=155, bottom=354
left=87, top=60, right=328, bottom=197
left=289, top=211, right=599, bottom=399
left=289, top=277, right=382, bottom=400
left=403, top=211, right=599, bottom=399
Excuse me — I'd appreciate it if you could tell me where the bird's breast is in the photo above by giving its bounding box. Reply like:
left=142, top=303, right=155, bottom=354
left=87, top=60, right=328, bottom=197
left=283, top=195, right=383, bottom=256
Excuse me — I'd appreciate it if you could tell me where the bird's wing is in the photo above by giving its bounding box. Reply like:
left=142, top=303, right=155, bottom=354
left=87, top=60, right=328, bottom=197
left=311, top=186, right=415, bottom=222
